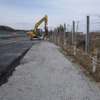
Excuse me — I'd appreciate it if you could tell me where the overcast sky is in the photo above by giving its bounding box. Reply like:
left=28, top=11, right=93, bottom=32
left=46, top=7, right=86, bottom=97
left=0, top=0, right=100, bottom=31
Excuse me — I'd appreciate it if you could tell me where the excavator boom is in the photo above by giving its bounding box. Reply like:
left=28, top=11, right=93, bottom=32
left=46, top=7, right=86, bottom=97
left=34, top=15, right=47, bottom=35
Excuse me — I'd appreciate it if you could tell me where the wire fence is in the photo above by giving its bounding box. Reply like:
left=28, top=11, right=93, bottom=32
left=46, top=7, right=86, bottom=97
left=49, top=16, right=100, bottom=82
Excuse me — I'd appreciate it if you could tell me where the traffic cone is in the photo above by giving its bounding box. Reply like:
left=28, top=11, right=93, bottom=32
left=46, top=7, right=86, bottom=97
left=12, top=39, right=14, bottom=43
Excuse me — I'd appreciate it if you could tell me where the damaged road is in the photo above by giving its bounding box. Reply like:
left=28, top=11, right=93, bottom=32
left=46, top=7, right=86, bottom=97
left=0, top=40, right=100, bottom=100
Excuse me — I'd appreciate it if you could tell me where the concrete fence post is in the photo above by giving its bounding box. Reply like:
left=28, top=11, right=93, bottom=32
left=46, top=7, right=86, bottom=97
left=58, top=27, right=60, bottom=45
left=73, top=42, right=77, bottom=56
left=50, top=31, right=51, bottom=40
left=53, top=31, right=54, bottom=41
left=64, top=23, right=67, bottom=49
left=55, top=28, right=56, bottom=43
left=56, top=27, right=58, bottom=44
left=55, top=29, right=56, bottom=43
left=53, top=30, right=54, bottom=41
left=51, top=31, right=53, bottom=41
left=59, top=27, right=61, bottom=45
left=85, top=16, right=90, bottom=53
left=56, top=28, right=57, bottom=43
left=56, top=29, right=57, bottom=43
left=93, top=49, right=98, bottom=73
left=54, top=29, right=56, bottom=43
left=72, top=21, right=75, bottom=46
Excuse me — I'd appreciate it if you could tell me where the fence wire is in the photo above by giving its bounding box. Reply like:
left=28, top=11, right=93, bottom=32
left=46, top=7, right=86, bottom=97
left=49, top=16, right=100, bottom=77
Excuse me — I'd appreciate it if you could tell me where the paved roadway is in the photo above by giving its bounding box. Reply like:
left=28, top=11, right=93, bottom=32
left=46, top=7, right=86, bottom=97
left=0, top=40, right=100, bottom=100
left=0, top=37, right=35, bottom=84
left=0, top=43, right=33, bottom=74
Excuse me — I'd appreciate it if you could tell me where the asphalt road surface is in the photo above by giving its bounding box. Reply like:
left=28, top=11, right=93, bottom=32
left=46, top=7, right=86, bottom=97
left=0, top=43, right=33, bottom=74
left=0, top=40, right=100, bottom=100
left=0, top=37, right=35, bottom=84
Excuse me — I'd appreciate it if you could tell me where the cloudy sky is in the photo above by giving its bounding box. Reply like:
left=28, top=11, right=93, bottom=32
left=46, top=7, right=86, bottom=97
left=0, top=0, right=100, bottom=31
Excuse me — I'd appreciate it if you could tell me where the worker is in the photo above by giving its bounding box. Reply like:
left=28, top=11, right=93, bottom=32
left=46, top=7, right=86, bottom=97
left=43, top=27, right=48, bottom=39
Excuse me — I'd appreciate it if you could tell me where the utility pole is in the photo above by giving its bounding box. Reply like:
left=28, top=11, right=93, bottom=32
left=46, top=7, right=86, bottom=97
left=85, top=16, right=90, bottom=53
left=72, top=21, right=75, bottom=46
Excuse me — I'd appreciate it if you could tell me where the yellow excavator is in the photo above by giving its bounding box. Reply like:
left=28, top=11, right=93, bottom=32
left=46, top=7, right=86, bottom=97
left=27, top=15, right=48, bottom=40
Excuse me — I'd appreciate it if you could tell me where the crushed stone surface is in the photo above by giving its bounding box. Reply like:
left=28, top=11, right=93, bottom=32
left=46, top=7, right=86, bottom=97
left=0, top=40, right=100, bottom=100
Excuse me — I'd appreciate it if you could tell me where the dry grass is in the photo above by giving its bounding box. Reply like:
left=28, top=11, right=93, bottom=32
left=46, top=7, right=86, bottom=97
left=50, top=31, right=100, bottom=83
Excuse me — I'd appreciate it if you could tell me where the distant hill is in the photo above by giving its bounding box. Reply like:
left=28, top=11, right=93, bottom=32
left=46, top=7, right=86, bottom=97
left=0, top=25, right=15, bottom=31
left=0, top=25, right=30, bottom=32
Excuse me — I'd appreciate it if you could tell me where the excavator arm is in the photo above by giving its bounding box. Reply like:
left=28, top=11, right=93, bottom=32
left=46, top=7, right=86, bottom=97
left=34, top=15, right=47, bottom=35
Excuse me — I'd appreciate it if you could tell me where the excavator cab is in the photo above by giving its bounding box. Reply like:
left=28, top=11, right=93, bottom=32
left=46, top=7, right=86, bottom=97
left=37, top=29, right=43, bottom=36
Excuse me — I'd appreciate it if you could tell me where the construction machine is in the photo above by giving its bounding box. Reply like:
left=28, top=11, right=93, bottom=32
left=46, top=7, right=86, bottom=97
left=27, top=15, right=48, bottom=40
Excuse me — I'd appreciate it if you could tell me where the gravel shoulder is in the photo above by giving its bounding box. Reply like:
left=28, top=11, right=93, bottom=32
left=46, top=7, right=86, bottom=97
left=0, top=40, right=100, bottom=100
